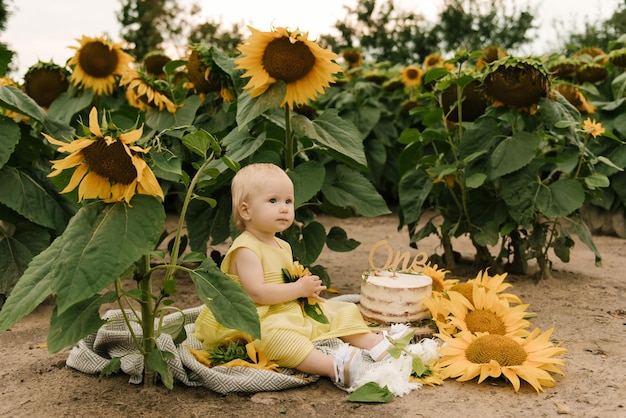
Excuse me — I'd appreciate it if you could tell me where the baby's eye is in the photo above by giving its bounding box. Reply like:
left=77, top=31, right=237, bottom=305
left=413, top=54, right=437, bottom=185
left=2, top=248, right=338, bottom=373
left=286, top=199, right=293, bottom=205
left=269, top=198, right=277, bottom=203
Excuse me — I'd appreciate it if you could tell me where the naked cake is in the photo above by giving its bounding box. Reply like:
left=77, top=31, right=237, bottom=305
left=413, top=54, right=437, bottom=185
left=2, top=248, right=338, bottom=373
left=359, top=270, right=433, bottom=325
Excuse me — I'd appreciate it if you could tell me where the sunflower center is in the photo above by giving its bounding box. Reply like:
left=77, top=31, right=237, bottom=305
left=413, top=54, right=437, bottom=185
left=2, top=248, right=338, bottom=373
left=406, top=68, right=420, bottom=80
left=465, top=334, right=527, bottom=366
left=78, top=41, right=119, bottom=78
left=263, top=37, right=316, bottom=83
left=449, top=283, right=474, bottom=303
left=82, top=138, right=137, bottom=184
left=465, top=309, right=507, bottom=335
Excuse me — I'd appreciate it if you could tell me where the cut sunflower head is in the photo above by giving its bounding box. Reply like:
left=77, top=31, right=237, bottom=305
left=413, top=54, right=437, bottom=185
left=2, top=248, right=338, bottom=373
left=234, top=26, right=342, bottom=109
left=446, top=285, right=532, bottom=338
left=421, top=264, right=457, bottom=293
left=120, top=68, right=179, bottom=113
left=435, top=328, right=567, bottom=393
left=67, top=35, right=134, bottom=96
left=42, top=107, right=164, bottom=204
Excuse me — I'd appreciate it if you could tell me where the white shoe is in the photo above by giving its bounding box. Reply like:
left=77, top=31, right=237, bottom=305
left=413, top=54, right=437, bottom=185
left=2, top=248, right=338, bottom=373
left=368, top=323, right=415, bottom=362
left=333, top=344, right=362, bottom=388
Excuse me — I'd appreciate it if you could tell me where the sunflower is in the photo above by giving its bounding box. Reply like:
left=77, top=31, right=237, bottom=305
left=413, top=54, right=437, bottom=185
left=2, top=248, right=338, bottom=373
left=67, top=35, right=134, bottom=96
left=554, top=83, right=595, bottom=114
left=468, top=269, right=522, bottom=305
left=421, top=264, right=457, bottom=292
left=582, top=118, right=605, bottom=138
left=120, top=69, right=178, bottom=113
left=401, top=65, right=424, bottom=88
left=42, top=107, right=164, bottom=204
left=342, top=48, right=363, bottom=68
left=142, top=50, right=171, bottom=79
left=234, top=26, right=342, bottom=109
left=446, top=286, right=532, bottom=338
left=483, top=57, right=551, bottom=114
left=23, top=61, right=70, bottom=108
left=423, top=292, right=456, bottom=337
left=435, top=328, right=567, bottom=393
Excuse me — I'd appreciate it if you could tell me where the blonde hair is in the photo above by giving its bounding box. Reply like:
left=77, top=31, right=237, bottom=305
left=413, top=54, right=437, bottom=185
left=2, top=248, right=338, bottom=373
left=231, top=163, right=292, bottom=231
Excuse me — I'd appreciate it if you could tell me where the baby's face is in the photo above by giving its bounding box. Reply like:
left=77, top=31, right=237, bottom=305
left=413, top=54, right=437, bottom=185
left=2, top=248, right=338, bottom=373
left=244, top=175, right=295, bottom=234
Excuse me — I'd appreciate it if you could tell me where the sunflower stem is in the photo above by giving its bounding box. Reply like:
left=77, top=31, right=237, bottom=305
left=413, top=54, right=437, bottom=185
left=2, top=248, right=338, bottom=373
left=138, top=254, right=157, bottom=387
left=284, top=106, right=294, bottom=170
left=164, top=153, right=214, bottom=283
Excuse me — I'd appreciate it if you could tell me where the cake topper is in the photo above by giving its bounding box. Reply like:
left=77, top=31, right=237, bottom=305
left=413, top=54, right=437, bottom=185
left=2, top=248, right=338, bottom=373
left=368, top=239, right=430, bottom=272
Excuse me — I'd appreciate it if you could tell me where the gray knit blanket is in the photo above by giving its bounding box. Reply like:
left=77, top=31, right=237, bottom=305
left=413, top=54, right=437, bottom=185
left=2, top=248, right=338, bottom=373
left=66, top=302, right=360, bottom=394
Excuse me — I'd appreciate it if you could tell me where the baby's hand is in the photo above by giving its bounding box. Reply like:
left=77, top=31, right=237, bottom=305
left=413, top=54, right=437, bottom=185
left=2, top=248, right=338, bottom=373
left=297, top=274, right=326, bottom=301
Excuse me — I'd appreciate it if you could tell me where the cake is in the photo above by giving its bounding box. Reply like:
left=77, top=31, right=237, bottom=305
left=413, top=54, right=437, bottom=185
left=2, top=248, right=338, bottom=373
left=359, top=270, right=433, bottom=325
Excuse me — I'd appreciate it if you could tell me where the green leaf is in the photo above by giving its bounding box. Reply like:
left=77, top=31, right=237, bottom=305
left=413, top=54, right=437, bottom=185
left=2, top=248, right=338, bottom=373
left=0, top=195, right=165, bottom=331
left=182, top=129, right=219, bottom=158
left=299, top=221, right=326, bottom=266
left=236, top=82, right=285, bottom=127
left=288, top=161, right=325, bottom=208
left=0, top=115, right=20, bottom=169
left=325, top=226, right=360, bottom=252
left=100, top=357, right=122, bottom=377
left=465, top=172, right=487, bottom=189
left=0, top=84, right=47, bottom=123
left=0, top=166, right=70, bottom=232
left=292, top=110, right=367, bottom=168
left=190, top=257, right=261, bottom=339
left=411, top=356, right=429, bottom=377
left=0, top=236, right=32, bottom=298
left=146, top=349, right=175, bottom=389
left=536, top=179, right=585, bottom=218
left=47, top=291, right=118, bottom=353
left=489, top=131, right=540, bottom=178
left=584, top=173, right=610, bottom=189
left=568, top=214, right=602, bottom=266
left=347, top=382, right=394, bottom=403
left=321, top=165, right=390, bottom=217
left=54, top=196, right=165, bottom=313
left=159, top=311, right=187, bottom=345
left=302, top=300, right=329, bottom=324
left=398, top=169, right=433, bottom=225
left=150, top=147, right=182, bottom=182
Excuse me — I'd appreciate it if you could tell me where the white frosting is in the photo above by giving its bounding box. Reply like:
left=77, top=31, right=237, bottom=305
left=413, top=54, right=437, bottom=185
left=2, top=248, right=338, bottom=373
left=359, top=270, right=433, bottom=324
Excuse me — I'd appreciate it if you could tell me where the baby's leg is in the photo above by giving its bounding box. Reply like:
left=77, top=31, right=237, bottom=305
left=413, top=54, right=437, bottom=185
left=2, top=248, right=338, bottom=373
left=340, top=331, right=384, bottom=350
left=296, top=348, right=335, bottom=378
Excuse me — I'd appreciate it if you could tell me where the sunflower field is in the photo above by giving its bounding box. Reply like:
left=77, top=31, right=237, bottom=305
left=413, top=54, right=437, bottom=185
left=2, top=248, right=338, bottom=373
left=0, top=26, right=625, bottom=388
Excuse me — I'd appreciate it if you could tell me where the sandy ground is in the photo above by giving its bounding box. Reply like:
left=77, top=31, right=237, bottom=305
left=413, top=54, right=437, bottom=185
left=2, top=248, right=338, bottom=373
left=1, top=213, right=625, bottom=418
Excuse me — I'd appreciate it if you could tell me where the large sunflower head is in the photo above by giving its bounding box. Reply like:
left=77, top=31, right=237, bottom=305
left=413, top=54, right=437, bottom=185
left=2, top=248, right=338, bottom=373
left=446, top=285, right=532, bottom=338
left=120, top=69, right=179, bottom=113
left=142, top=50, right=172, bottom=79
left=67, top=35, right=134, bottom=96
left=435, top=328, right=567, bottom=393
left=23, top=61, right=70, bottom=108
left=234, top=26, right=342, bottom=109
left=42, top=107, right=164, bottom=204
left=483, top=56, right=551, bottom=114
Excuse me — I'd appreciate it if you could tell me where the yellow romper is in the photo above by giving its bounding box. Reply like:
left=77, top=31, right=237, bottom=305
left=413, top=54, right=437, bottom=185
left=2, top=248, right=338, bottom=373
left=193, top=232, right=372, bottom=368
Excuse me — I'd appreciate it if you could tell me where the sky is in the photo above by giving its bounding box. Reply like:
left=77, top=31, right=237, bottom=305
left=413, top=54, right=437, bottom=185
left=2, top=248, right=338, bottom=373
left=1, top=0, right=621, bottom=79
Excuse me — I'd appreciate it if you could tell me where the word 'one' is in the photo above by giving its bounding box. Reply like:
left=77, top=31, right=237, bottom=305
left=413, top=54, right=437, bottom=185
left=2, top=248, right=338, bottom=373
left=368, top=239, right=429, bottom=271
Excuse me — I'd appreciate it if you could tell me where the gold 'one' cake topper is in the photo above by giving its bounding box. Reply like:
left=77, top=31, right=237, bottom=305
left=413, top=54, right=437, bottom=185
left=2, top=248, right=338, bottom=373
left=368, top=239, right=430, bottom=271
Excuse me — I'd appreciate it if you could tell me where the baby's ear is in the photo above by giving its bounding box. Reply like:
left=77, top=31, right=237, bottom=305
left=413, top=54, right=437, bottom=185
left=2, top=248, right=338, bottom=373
left=239, top=202, right=251, bottom=220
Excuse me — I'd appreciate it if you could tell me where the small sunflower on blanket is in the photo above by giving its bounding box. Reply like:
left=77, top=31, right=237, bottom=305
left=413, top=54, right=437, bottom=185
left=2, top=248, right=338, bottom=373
left=187, top=332, right=279, bottom=371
